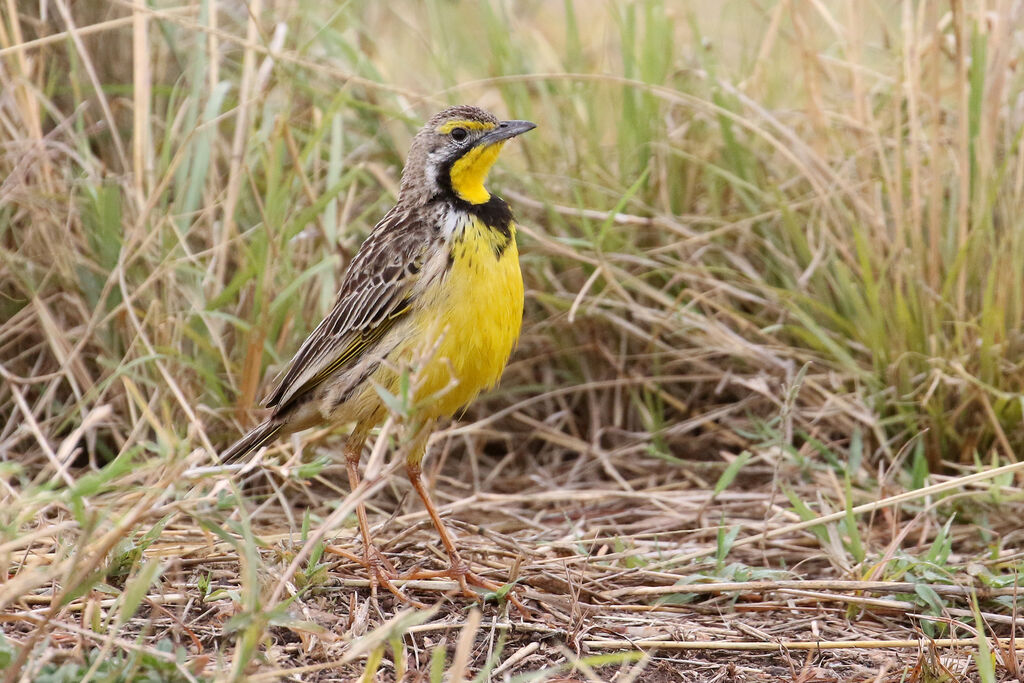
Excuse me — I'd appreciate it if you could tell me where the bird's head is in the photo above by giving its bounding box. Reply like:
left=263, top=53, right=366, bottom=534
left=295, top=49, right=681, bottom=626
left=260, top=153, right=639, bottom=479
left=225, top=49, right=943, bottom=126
left=400, top=105, right=536, bottom=207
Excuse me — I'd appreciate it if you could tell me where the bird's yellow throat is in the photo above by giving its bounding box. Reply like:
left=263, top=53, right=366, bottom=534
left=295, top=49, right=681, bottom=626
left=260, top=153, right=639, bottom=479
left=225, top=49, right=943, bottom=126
left=449, top=142, right=506, bottom=205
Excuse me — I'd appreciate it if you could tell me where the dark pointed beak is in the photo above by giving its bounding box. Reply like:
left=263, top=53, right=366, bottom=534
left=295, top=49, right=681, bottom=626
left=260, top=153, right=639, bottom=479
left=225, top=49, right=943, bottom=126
left=479, top=119, right=537, bottom=146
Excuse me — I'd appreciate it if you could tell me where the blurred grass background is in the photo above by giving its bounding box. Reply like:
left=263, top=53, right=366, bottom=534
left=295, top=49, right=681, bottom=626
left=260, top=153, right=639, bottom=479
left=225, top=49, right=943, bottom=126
left=3, top=0, right=1024, bottom=679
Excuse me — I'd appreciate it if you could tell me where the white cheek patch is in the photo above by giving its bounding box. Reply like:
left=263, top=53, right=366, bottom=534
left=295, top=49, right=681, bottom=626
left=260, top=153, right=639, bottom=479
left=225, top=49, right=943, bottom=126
left=423, top=156, right=439, bottom=189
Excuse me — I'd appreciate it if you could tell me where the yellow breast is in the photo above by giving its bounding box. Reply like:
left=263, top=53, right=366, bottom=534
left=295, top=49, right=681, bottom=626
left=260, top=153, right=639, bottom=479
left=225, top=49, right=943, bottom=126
left=402, top=215, right=524, bottom=418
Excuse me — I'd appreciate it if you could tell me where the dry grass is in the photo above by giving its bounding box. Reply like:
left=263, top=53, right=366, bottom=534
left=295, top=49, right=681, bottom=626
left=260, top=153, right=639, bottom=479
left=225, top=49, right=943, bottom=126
left=3, top=0, right=1024, bottom=680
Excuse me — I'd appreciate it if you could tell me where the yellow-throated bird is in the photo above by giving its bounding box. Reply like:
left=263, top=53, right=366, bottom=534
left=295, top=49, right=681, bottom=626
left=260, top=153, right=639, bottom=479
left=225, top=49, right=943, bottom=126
left=221, top=105, right=534, bottom=606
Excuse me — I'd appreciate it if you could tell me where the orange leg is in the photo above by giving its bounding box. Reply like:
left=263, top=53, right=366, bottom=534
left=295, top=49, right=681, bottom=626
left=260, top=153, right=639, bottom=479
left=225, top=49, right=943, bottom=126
left=334, top=432, right=426, bottom=609
left=403, top=452, right=529, bottom=616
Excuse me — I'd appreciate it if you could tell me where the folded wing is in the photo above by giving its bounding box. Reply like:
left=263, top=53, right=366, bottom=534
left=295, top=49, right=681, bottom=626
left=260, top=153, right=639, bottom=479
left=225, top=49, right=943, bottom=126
left=263, top=207, right=432, bottom=413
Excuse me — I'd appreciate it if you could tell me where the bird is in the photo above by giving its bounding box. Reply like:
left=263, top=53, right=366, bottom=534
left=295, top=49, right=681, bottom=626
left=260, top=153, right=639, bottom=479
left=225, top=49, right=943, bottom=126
left=220, top=105, right=535, bottom=607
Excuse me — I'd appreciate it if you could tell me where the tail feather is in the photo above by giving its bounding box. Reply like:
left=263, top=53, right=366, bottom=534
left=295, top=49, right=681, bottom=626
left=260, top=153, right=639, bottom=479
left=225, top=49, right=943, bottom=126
left=219, top=421, right=282, bottom=463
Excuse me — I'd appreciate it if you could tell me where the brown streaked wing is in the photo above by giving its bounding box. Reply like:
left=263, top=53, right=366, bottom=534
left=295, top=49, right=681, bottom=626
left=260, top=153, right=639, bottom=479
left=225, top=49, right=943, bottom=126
left=263, top=207, right=433, bottom=412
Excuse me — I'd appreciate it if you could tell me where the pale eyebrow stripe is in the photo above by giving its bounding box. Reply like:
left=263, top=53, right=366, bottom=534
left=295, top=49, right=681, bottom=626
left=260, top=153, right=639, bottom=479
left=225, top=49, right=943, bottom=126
left=436, top=120, right=496, bottom=134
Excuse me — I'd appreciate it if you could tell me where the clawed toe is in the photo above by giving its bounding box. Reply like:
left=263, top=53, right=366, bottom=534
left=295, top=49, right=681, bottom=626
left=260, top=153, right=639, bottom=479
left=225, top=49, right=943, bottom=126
left=325, top=543, right=428, bottom=609
left=402, top=563, right=530, bottom=617
left=371, top=563, right=429, bottom=609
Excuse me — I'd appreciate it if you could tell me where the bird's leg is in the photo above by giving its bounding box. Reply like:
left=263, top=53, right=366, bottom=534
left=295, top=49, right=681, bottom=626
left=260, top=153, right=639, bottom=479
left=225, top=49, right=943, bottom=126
left=333, top=431, right=426, bottom=608
left=401, top=428, right=528, bottom=615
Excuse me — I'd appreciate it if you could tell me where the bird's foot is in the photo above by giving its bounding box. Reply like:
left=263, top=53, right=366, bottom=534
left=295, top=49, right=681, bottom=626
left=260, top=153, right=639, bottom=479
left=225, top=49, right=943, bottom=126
left=325, top=543, right=428, bottom=609
left=403, top=561, right=531, bottom=617
left=368, top=552, right=430, bottom=609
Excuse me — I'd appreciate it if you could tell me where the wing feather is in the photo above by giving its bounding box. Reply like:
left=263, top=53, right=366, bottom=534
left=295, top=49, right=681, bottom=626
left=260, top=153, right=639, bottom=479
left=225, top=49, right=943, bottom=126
left=263, top=207, right=434, bottom=412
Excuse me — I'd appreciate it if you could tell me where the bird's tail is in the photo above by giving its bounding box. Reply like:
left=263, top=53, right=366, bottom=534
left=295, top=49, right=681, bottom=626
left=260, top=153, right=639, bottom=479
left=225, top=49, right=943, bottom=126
left=219, top=420, right=282, bottom=464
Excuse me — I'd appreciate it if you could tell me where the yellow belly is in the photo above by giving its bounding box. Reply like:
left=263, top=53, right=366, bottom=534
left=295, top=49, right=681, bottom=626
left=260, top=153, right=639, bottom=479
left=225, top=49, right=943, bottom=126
left=388, top=217, right=523, bottom=419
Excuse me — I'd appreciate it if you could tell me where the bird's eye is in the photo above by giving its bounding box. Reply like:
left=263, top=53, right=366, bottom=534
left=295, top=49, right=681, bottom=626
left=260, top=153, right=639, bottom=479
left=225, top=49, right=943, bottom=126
left=450, top=127, right=469, bottom=142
